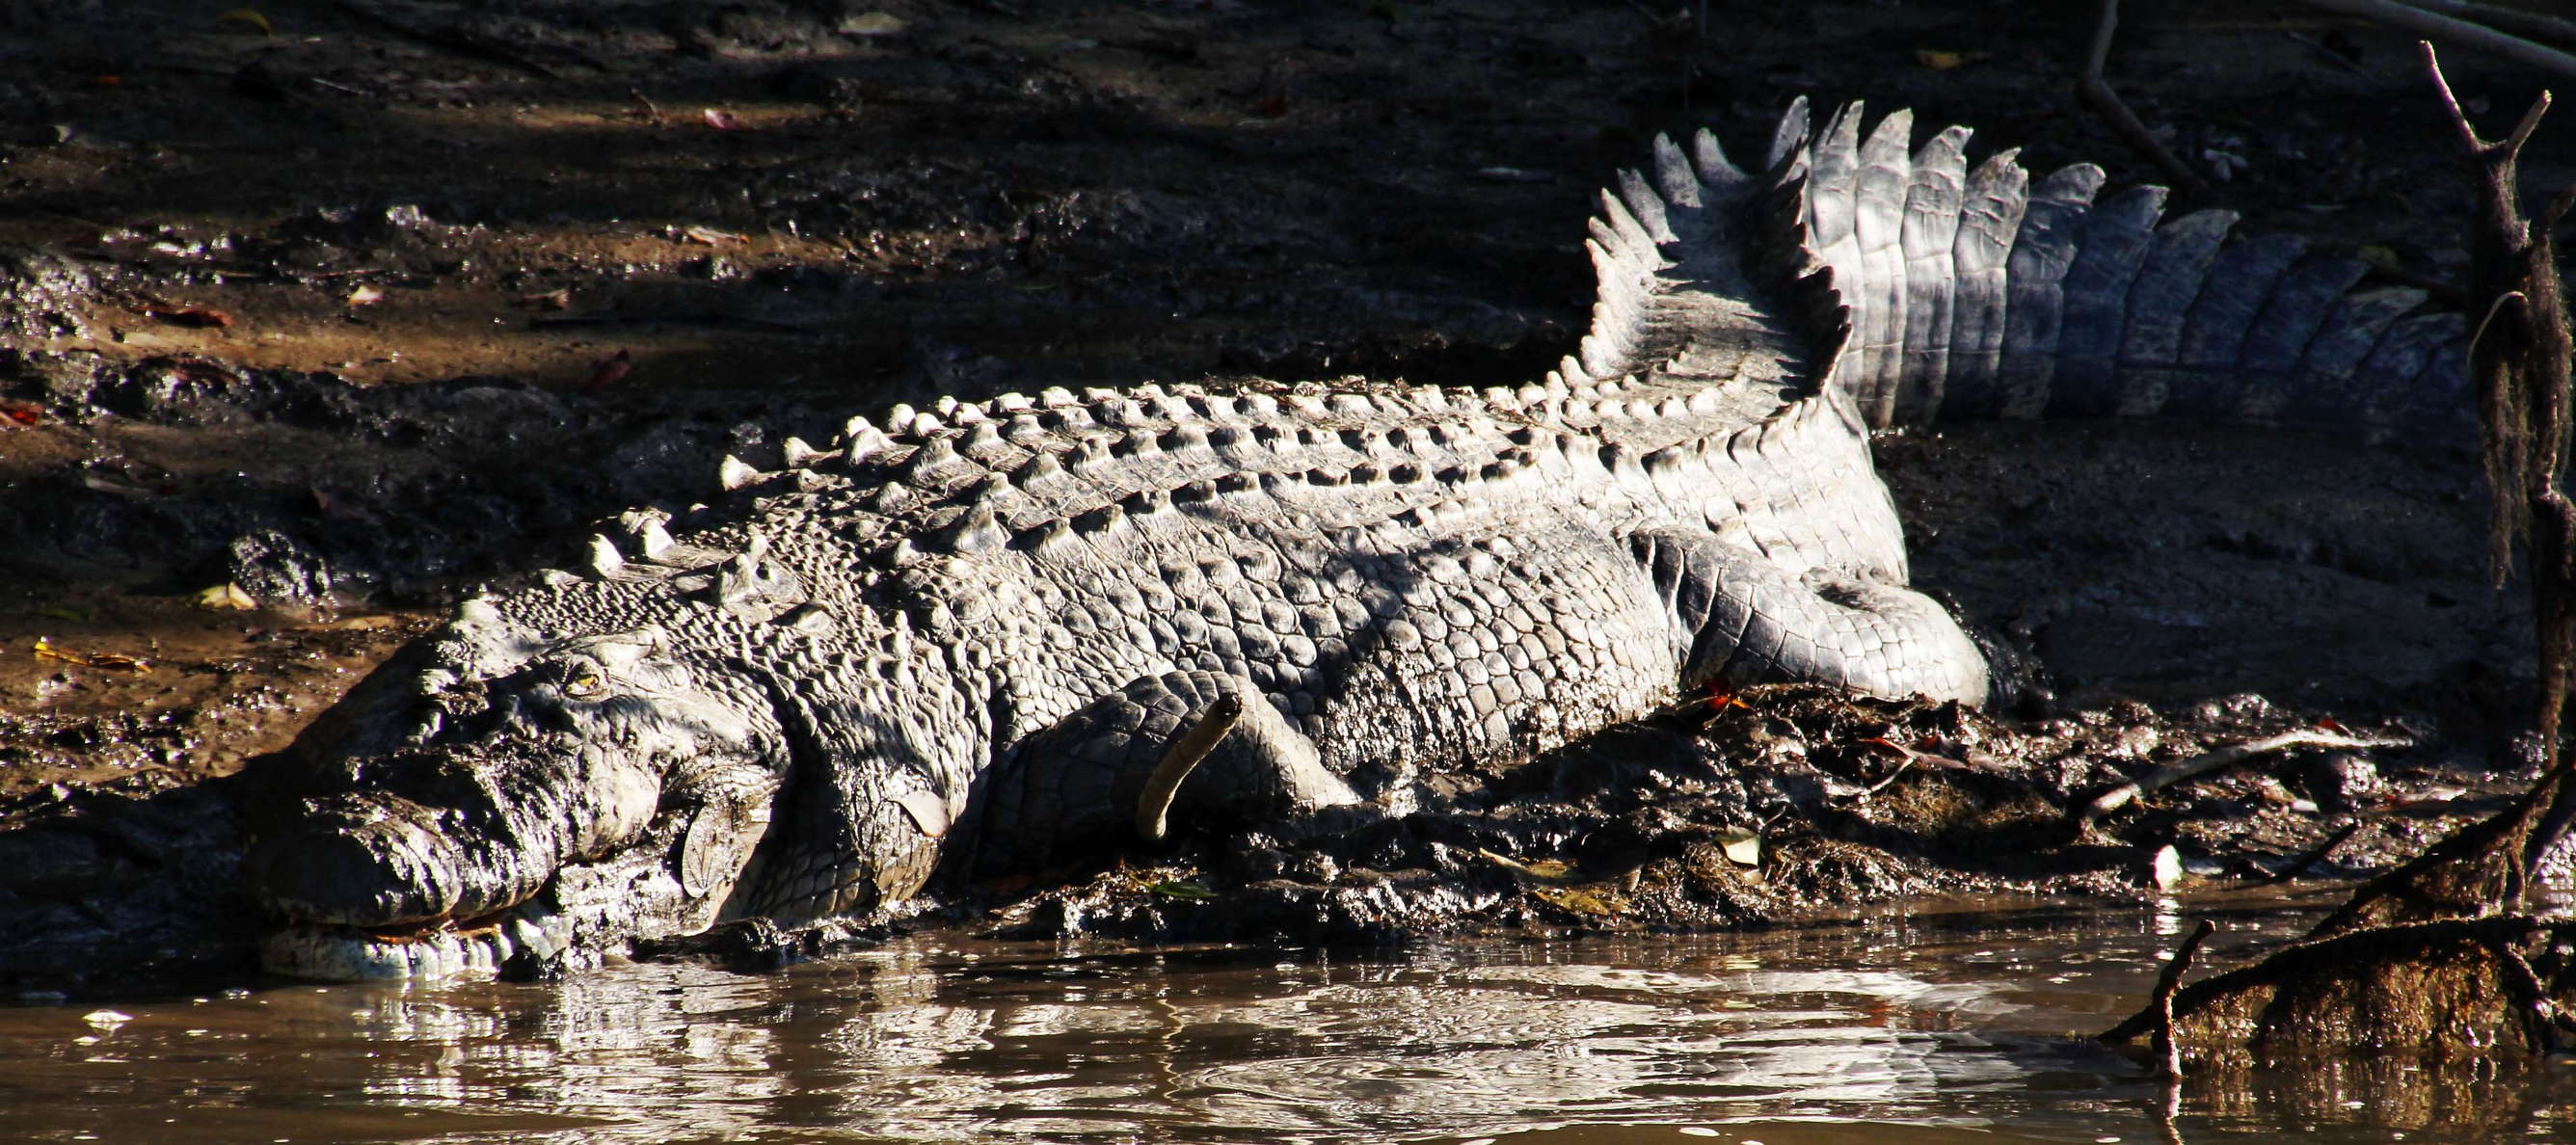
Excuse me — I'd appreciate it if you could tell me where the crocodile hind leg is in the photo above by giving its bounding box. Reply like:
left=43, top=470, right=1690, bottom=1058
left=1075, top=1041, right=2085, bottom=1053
left=958, top=671, right=1361, bottom=880
left=1628, top=531, right=1991, bottom=706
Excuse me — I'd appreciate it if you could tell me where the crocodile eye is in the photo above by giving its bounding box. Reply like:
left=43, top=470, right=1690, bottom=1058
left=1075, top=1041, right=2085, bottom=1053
left=565, top=669, right=606, bottom=698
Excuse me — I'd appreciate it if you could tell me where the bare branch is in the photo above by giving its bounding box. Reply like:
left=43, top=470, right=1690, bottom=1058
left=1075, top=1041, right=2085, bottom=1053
left=2303, top=0, right=2576, bottom=86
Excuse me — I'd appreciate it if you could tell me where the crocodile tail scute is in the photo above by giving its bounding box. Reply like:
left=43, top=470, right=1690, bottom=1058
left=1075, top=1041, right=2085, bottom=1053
left=1764, top=102, right=2470, bottom=433
left=1566, top=99, right=1838, bottom=397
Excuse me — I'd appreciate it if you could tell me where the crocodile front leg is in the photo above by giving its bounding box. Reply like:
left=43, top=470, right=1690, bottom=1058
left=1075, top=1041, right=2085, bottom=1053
left=958, top=671, right=1361, bottom=880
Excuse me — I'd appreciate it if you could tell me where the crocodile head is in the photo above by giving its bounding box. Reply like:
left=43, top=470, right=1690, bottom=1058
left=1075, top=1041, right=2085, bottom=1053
left=248, top=603, right=791, bottom=980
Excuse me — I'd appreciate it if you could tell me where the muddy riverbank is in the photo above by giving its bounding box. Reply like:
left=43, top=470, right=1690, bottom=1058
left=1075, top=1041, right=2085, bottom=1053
left=2, top=0, right=2573, bottom=995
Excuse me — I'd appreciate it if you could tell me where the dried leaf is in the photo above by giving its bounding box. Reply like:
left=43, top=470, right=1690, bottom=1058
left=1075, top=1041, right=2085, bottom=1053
left=1521, top=858, right=1573, bottom=880
left=519, top=288, right=573, bottom=311
left=293, top=614, right=398, bottom=631
left=838, top=12, right=906, bottom=36
left=702, top=108, right=747, bottom=131
left=0, top=400, right=40, bottom=426
left=681, top=225, right=746, bottom=245
left=215, top=8, right=272, bottom=35
left=1475, top=848, right=1579, bottom=884
left=195, top=582, right=257, bottom=611
left=129, top=301, right=233, bottom=328
left=1532, top=885, right=1627, bottom=918
left=581, top=349, right=633, bottom=394
left=345, top=283, right=385, bottom=306
left=32, top=637, right=149, bottom=673
left=1714, top=827, right=1762, bottom=867
left=1914, top=48, right=1986, bottom=70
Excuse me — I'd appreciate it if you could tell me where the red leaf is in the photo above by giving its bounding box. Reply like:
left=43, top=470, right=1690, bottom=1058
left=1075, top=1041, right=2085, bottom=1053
left=0, top=400, right=40, bottom=426
left=581, top=349, right=633, bottom=393
left=129, top=302, right=233, bottom=328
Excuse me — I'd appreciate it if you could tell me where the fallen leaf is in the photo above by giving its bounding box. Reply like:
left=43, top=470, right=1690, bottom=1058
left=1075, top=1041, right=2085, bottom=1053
left=293, top=614, right=399, bottom=631
left=215, top=7, right=272, bottom=35
left=128, top=301, right=233, bottom=328
left=581, top=349, right=633, bottom=394
left=681, top=225, right=746, bottom=245
left=838, top=12, right=906, bottom=36
left=32, top=637, right=149, bottom=673
left=1914, top=48, right=1986, bottom=70
left=0, top=400, right=40, bottom=426
left=1859, top=734, right=1912, bottom=759
left=1714, top=827, right=1762, bottom=867
left=345, top=283, right=385, bottom=306
left=702, top=108, right=747, bottom=131
left=1532, top=885, right=1627, bottom=918
left=195, top=583, right=257, bottom=611
left=519, top=288, right=573, bottom=311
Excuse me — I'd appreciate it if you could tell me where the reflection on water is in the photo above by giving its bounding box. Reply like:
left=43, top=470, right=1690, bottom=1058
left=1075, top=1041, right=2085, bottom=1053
left=3, top=892, right=2571, bottom=1144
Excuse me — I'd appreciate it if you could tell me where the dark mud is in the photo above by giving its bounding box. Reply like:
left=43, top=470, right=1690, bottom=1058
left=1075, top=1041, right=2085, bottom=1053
left=2, top=0, right=2573, bottom=994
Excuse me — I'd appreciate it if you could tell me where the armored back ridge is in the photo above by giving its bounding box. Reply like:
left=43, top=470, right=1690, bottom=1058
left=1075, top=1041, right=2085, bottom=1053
left=244, top=101, right=2463, bottom=980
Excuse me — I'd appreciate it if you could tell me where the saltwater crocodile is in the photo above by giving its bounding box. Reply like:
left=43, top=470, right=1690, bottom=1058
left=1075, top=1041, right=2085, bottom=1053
left=246, top=99, right=2466, bottom=979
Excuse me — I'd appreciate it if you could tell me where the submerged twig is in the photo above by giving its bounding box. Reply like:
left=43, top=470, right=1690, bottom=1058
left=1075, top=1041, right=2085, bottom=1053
left=2149, top=919, right=2217, bottom=1078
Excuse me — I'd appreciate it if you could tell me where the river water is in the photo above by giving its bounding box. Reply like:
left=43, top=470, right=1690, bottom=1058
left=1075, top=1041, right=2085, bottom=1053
left=4, top=891, right=2570, bottom=1144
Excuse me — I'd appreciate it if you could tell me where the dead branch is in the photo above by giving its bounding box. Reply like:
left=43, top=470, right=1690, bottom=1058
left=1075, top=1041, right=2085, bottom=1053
left=333, top=1, right=564, bottom=81
left=2075, top=729, right=2409, bottom=827
left=2077, top=0, right=2213, bottom=196
left=2255, top=820, right=2365, bottom=885
left=2428, top=41, right=2576, bottom=767
left=2288, top=46, right=2576, bottom=938
left=2300, top=0, right=2576, bottom=86
left=2410, top=0, right=2576, bottom=50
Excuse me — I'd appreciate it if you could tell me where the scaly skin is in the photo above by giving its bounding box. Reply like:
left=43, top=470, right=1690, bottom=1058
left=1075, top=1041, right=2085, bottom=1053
left=247, top=100, right=2464, bottom=979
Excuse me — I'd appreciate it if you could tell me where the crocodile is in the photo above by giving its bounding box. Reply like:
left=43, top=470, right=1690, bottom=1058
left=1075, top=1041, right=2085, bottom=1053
left=245, top=99, right=2467, bottom=980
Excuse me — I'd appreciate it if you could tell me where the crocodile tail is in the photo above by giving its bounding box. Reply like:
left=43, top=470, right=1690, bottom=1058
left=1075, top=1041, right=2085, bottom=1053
left=1560, top=102, right=1844, bottom=395
left=1761, top=102, right=2469, bottom=433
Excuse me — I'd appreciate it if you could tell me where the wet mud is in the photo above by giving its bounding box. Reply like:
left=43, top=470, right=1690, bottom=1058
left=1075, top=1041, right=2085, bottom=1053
left=3, top=0, right=2574, bottom=1006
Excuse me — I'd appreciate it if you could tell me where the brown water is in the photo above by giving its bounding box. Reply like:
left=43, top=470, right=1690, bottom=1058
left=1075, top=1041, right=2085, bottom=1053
left=4, top=892, right=2571, bottom=1144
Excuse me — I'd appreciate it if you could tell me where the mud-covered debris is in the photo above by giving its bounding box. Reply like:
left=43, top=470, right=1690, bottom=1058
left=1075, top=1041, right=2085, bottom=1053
left=2105, top=915, right=2575, bottom=1064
